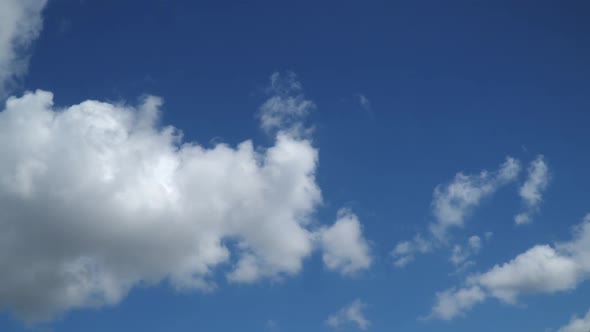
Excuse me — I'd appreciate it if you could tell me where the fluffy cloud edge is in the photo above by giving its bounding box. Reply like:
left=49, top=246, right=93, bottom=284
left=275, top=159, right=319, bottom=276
left=0, top=0, right=47, bottom=96
left=319, top=209, right=373, bottom=275
left=429, top=214, right=590, bottom=320
left=556, top=309, right=590, bottom=332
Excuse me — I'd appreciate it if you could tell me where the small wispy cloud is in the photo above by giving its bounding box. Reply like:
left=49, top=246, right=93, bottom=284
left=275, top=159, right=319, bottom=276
left=514, top=155, right=550, bottom=225
left=391, top=234, right=433, bottom=268
left=355, top=93, right=372, bottom=113
left=392, top=157, right=520, bottom=268
left=430, top=156, right=521, bottom=240
left=449, top=235, right=482, bottom=270
left=259, top=71, right=315, bottom=134
left=327, top=299, right=370, bottom=330
left=266, top=319, right=279, bottom=331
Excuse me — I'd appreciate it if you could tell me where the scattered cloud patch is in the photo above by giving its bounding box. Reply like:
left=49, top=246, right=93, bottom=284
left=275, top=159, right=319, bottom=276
left=430, top=214, right=590, bottom=320
left=450, top=235, right=482, bottom=268
left=391, top=234, right=433, bottom=268
left=326, top=299, right=370, bottom=330
left=430, top=157, right=521, bottom=240
left=320, top=209, right=372, bottom=275
left=392, top=157, right=520, bottom=268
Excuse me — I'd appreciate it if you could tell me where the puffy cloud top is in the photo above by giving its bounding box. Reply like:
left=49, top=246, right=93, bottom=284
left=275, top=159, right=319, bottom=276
left=0, top=77, right=365, bottom=322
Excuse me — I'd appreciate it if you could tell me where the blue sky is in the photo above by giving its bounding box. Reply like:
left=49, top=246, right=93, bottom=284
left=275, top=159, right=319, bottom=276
left=1, top=1, right=590, bottom=331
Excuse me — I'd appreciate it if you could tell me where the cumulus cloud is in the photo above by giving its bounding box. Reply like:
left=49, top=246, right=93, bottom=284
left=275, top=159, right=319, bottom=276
left=326, top=299, right=370, bottom=330
left=514, top=155, right=550, bottom=225
left=430, top=157, right=521, bottom=239
left=430, top=214, right=590, bottom=320
left=557, top=309, right=590, bottom=332
left=319, top=209, right=372, bottom=275
left=474, top=245, right=579, bottom=303
left=0, top=0, right=47, bottom=96
left=0, top=72, right=369, bottom=322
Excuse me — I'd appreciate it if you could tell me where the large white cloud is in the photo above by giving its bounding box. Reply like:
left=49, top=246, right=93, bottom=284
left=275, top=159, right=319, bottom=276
left=0, top=0, right=47, bottom=96
left=0, top=0, right=372, bottom=319
left=0, top=72, right=372, bottom=322
left=430, top=214, right=590, bottom=320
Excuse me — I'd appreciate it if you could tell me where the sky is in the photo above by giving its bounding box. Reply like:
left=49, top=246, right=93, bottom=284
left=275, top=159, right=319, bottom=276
left=0, top=0, right=589, bottom=331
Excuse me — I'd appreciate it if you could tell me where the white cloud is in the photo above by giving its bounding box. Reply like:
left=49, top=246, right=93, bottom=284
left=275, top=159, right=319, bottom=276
left=520, top=156, right=550, bottom=206
left=430, top=286, right=486, bottom=320
left=475, top=245, right=579, bottom=302
left=320, top=209, right=372, bottom=275
left=0, top=73, right=368, bottom=322
left=557, top=309, right=590, bottom=332
left=430, top=157, right=521, bottom=239
left=430, top=214, right=590, bottom=320
left=392, top=157, right=520, bottom=268
left=514, top=212, right=531, bottom=225
left=326, top=299, right=370, bottom=330
left=0, top=0, right=47, bottom=96
left=514, top=155, right=550, bottom=225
